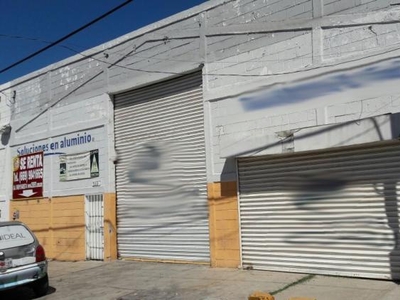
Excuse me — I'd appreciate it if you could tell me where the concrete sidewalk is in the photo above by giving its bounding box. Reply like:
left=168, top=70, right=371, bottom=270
left=2, top=260, right=399, bottom=300
left=46, top=260, right=400, bottom=300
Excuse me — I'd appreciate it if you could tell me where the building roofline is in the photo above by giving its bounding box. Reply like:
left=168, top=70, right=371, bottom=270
left=3, top=0, right=232, bottom=90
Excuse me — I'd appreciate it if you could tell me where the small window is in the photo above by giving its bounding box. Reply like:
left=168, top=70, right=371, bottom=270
left=0, top=225, right=35, bottom=250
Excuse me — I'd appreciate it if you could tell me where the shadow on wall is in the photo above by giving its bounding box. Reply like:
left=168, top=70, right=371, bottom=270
left=226, top=114, right=394, bottom=159
left=220, top=157, right=237, bottom=182
left=28, top=224, right=85, bottom=261
left=384, top=180, right=400, bottom=283
left=280, top=174, right=400, bottom=281
left=0, top=125, right=11, bottom=146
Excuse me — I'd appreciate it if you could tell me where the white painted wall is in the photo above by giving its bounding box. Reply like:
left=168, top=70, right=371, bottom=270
left=8, top=94, right=114, bottom=198
left=0, top=198, right=7, bottom=222
left=1, top=0, right=399, bottom=186
left=203, top=1, right=400, bottom=181
left=0, top=83, right=12, bottom=219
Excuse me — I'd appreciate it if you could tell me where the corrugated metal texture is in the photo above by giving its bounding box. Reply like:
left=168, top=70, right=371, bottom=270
left=85, top=194, right=104, bottom=261
left=238, top=142, right=400, bottom=280
left=114, top=72, right=210, bottom=262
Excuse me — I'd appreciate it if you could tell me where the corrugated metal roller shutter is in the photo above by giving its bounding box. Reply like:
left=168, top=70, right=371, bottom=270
left=238, top=142, right=400, bottom=280
left=114, top=72, right=209, bottom=262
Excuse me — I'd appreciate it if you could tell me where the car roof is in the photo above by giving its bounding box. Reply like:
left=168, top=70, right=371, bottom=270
left=0, top=221, right=24, bottom=226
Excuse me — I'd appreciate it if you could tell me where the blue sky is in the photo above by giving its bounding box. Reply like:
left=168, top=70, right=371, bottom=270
left=0, top=0, right=207, bottom=84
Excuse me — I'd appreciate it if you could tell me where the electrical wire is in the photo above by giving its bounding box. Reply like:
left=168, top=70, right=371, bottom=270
left=1, top=28, right=400, bottom=99
left=0, top=24, right=394, bottom=72
left=0, top=32, right=370, bottom=63
left=0, top=34, right=86, bottom=52
left=12, top=43, right=400, bottom=133
left=81, top=44, right=400, bottom=79
left=3, top=41, right=400, bottom=103
left=0, top=0, right=134, bottom=74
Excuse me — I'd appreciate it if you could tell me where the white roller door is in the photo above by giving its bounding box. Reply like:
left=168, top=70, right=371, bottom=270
left=114, top=72, right=209, bottom=262
left=238, top=142, right=400, bottom=280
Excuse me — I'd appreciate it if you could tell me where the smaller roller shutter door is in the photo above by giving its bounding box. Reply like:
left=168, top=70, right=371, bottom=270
left=238, top=142, right=400, bottom=280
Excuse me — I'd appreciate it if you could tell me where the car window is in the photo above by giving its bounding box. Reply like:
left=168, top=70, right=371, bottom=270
left=0, top=225, right=35, bottom=250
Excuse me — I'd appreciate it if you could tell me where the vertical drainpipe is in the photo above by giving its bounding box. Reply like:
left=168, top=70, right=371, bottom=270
left=47, top=71, right=53, bottom=200
left=236, top=158, right=243, bottom=269
left=199, top=10, right=215, bottom=263
left=47, top=70, right=55, bottom=257
left=105, top=46, right=117, bottom=260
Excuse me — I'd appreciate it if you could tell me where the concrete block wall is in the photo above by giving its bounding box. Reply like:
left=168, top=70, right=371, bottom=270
left=50, top=56, right=105, bottom=102
left=207, top=0, right=313, bottom=26
left=0, top=0, right=399, bottom=263
left=10, top=196, right=86, bottom=261
left=104, top=193, right=117, bottom=261
left=0, top=148, right=9, bottom=221
left=8, top=193, right=117, bottom=262
left=0, top=84, right=12, bottom=220
left=0, top=1, right=303, bottom=186
left=9, top=94, right=113, bottom=198
left=203, top=1, right=400, bottom=94
left=106, top=15, right=203, bottom=93
left=0, top=2, right=210, bottom=202
left=204, top=0, right=400, bottom=182
left=208, top=181, right=241, bottom=268
left=11, top=74, right=48, bottom=121
left=207, top=32, right=313, bottom=89
left=323, top=23, right=400, bottom=62
left=204, top=0, right=313, bottom=93
left=10, top=198, right=52, bottom=253
left=2, top=0, right=399, bottom=185
left=211, top=62, right=400, bottom=179
left=324, top=0, right=393, bottom=15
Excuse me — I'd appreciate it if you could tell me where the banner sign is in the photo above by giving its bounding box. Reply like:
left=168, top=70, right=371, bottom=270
left=59, top=150, right=99, bottom=181
left=13, top=152, right=43, bottom=199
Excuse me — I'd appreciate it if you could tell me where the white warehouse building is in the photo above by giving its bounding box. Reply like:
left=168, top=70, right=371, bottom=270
left=0, top=0, right=399, bottom=280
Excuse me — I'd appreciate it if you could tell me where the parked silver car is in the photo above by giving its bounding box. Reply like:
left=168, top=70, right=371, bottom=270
left=0, top=221, right=48, bottom=297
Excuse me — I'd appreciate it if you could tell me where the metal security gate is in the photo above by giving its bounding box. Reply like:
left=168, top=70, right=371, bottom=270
left=238, top=142, right=400, bottom=280
left=85, top=194, right=104, bottom=260
left=114, top=72, right=209, bottom=262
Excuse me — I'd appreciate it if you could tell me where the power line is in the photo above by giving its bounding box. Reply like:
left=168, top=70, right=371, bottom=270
left=0, top=26, right=392, bottom=64
left=0, top=19, right=396, bottom=82
left=12, top=44, right=400, bottom=117
left=0, top=34, right=86, bottom=52
left=79, top=44, right=400, bottom=79
left=47, top=33, right=400, bottom=78
left=13, top=43, right=400, bottom=129
left=2, top=32, right=400, bottom=95
left=0, top=0, right=134, bottom=74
